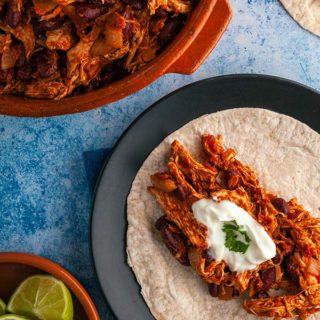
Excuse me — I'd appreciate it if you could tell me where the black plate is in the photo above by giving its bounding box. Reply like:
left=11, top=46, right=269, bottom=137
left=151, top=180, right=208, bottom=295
left=91, top=74, right=320, bottom=320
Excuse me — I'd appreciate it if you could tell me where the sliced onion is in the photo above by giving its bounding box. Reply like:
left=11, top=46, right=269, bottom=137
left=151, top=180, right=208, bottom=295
left=188, top=247, right=203, bottom=269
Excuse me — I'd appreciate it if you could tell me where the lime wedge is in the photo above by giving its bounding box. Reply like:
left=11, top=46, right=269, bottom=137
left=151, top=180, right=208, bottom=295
left=7, top=275, right=73, bottom=320
left=0, top=299, right=5, bottom=315
left=0, top=315, right=31, bottom=320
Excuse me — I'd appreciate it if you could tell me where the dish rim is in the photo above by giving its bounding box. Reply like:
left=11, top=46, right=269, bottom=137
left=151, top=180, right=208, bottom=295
left=0, top=252, right=100, bottom=320
left=90, top=73, right=320, bottom=320
left=0, top=0, right=231, bottom=117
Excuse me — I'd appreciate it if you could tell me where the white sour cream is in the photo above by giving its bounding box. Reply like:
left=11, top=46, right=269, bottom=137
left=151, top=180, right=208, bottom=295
left=192, top=198, right=276, bottom=272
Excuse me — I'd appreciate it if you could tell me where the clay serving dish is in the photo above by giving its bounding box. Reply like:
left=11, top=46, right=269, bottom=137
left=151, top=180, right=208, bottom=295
left=0, top=0, right=232, bottom=117
left=0, top=252, right=99, bottom=320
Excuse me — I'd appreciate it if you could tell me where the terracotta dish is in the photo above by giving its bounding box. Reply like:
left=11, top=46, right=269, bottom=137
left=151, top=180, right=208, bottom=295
left=0, top=252, right=99, bottom=320
left=0, top=0, right=232, bottom=117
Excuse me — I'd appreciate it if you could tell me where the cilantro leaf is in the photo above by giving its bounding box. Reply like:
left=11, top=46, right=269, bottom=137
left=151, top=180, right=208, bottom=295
left=222, top=221, right=251, bottom=254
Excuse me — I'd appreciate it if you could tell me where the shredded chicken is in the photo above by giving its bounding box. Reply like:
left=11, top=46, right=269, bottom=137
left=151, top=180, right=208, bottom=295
left=32, top=0, right=57, bottom=16
left=25, top=81, right=67, bottom=99
left=149, top=186, right=208, bottom=248
left=149, top=134, right=320, bottom=319
left=46, top=23, right=74, bottom=51
left=0, top=21, right=35, bottom=59
left=0, top=0, right=196, bottom=99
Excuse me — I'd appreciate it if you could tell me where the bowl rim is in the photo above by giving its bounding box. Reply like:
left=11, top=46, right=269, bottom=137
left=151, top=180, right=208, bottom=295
left=0, top=252, right=100, bottom=320
left=0, top=0, right=220, bottom=116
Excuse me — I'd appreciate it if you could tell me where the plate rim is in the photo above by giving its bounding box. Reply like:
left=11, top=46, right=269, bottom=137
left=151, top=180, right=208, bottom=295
left=90, top=73, right=320, bottom=319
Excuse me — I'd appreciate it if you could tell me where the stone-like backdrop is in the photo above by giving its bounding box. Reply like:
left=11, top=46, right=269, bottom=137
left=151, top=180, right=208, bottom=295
left=0, top=0, right=319, bottom=319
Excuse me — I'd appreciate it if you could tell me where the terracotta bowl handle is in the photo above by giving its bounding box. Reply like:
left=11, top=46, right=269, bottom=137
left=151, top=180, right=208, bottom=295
left=166, top=0, right=232, bottom=75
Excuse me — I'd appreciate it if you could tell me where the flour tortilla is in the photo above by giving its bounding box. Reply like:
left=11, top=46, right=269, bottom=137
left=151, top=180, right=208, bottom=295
left=127, top=108, right=320, bottom=320
left=281, top=0, right=320, bottom=36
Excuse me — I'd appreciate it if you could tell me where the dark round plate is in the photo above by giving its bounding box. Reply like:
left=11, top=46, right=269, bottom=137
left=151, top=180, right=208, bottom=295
left=91, top=74, right=320, bottom=320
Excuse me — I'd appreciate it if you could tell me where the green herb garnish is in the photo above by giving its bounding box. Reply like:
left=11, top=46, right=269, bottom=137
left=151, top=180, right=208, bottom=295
left=222, top=220, right=251, bottom=254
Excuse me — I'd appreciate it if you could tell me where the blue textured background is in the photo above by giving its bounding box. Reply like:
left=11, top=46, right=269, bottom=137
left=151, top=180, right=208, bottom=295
left=1, top=0, right=320, bottom=319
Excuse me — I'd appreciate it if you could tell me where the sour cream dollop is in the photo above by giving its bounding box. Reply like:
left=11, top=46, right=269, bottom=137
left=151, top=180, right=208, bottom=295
left=192, top=198, right=276, bottom=272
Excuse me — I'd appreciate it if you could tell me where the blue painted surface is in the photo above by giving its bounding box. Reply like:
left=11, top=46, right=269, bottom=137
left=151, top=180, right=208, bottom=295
left=0, top=1, right=320, bottom=319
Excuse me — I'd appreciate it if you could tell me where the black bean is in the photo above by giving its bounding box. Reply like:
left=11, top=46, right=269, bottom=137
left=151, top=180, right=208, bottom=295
left=160, top=223, right=189, bottom=265
left=174, top=185, right=186, bottom=202
left=160, top=224, right=181, bottom=255
left=283, top=256, right=299, bottom=285
left=159, top=16, right=183, bottom=47
left=5, top=0, right=22, bottom=28
left=261, top=267, right=276, bottom=292
left=208, top=283, right=219, bottom=297
left=271, top=197, right=289, bottom=214
left=37, top=17, right=65, bottom=33
left=155, top=216, right=168, bottom=230
left=75, top=3, right=109, bottom=20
